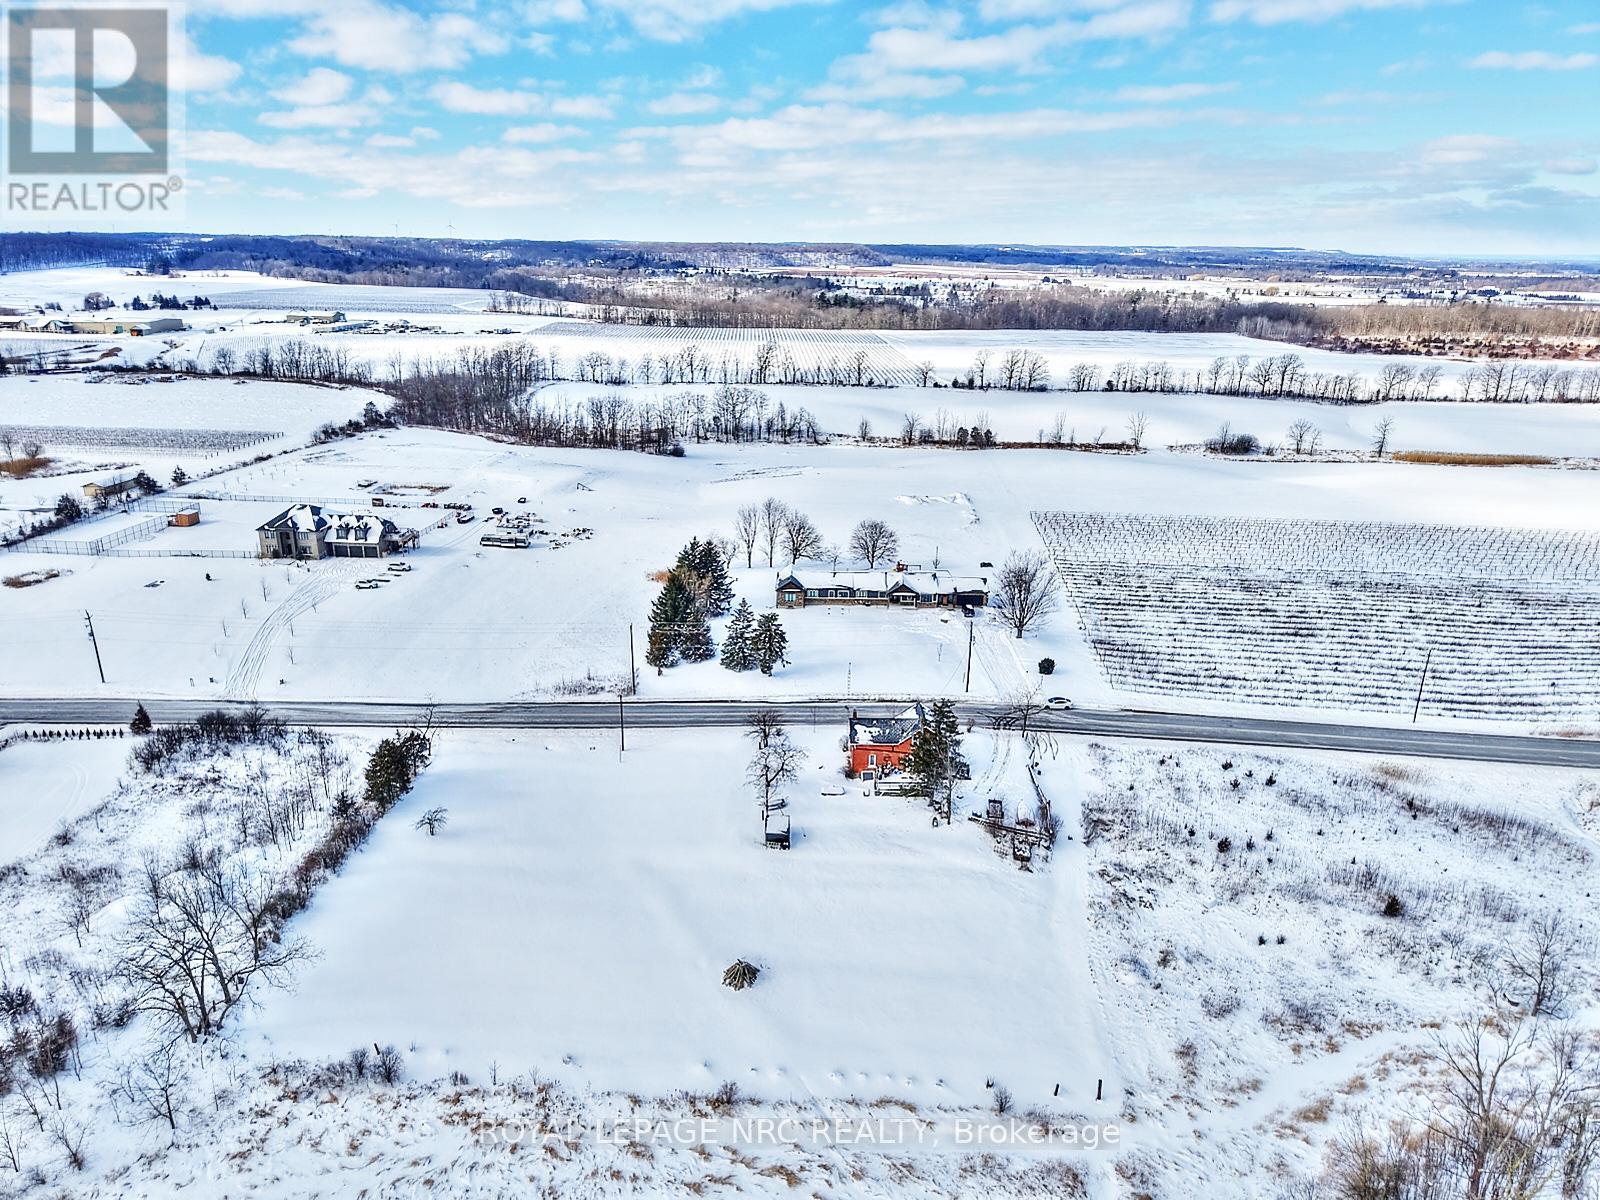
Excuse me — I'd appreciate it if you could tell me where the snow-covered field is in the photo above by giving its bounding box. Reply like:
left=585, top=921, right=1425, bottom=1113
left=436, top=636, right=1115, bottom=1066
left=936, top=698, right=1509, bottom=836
left=2, top=724, right=1590, bottom=1197
left=3, top=415, right=1598, bottom=730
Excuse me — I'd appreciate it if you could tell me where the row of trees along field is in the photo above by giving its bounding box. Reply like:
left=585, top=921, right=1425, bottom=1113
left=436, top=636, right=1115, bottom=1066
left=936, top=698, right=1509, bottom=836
left=113, top=328, right=1600, bottom=417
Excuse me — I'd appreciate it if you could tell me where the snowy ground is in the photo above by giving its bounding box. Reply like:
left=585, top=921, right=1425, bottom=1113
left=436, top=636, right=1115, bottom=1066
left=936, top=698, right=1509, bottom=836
left=0, top=374, right=382, bottom=539
left=2, top=726, right=1591, bottom=1197
left=4, top=423, right=1599, bottom=729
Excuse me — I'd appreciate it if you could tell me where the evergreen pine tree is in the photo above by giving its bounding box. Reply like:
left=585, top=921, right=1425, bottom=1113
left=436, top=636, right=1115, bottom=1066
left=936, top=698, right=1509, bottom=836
left=694, top=540, right=735, bottom=616
left=130, top=703, right=152, bottom=734
left=170, top=465, right=188, bottom=487
left=680, top=599, right=716, bottom=662
left=646, top=570, right=694, bottom=672
left=364, top=738, right=415, bottom=812
left=645, top=624, right=678, bottom=674
left=720, top=599, right=756, bottom=671
left=751, top=612, right=789, bottom=676
left=903, top=700, right=965, bottom=798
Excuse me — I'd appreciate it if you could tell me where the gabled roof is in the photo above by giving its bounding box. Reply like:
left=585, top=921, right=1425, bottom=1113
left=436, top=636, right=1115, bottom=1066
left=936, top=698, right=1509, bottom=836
left=777, top=569, right=989, bottom=595
left=327, top=512, right=400, bottom=544
left=257, top=504, right=329, bottom=534
left=849, top=702, right=926, bottom=749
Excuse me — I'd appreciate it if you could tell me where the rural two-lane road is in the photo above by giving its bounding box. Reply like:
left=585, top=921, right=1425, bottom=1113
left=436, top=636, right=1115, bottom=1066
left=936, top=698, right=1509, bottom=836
left=1, top=698, right=1596, bottom=768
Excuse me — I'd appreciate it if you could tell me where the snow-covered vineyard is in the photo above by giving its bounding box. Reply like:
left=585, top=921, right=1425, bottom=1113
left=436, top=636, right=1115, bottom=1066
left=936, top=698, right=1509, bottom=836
left=1036, top=512, right=1600, bottom=722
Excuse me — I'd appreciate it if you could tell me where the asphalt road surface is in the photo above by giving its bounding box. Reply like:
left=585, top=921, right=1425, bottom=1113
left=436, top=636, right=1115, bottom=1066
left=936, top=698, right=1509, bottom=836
left=1, top=698, right=1596, bottom=768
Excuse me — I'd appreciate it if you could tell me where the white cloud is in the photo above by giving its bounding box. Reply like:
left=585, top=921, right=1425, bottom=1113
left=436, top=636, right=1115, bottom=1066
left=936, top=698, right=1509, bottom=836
left=365, top=133, right=417, bottom=148
left=260, top=101, right=375, bottom=129
left=1420, top=134, right=1519, bottom=165
left=1210, top=0, right=1436, bottom=24
left=647, top=92, right=724, bottom=115
left=630, top=100, right=1244, bottom=157
left=288, top=3, right=506, bottom=71
left=1544, top=157, right=1597, bottom=175
left=1113, top=81, right=1237, bottom=102
left=430, top=81, right=615, bottom=119
left=431, top=82, right=538, bottom=115
left=858, top=2, right=1189, bottom=76
left=274, top=67, right=353, bottom=106
left=517, top=0, right=835, bottom=42
left=176, top=31, right=242, bottom=93
left=503, top=123, right=588, bottom=143
left=1467, top=51, right=1598, bottom=71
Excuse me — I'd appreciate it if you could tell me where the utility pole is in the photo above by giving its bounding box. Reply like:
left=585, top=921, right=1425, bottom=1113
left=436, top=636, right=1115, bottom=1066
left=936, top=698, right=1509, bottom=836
left=627, top=624, right=637, bottom=696
left=84, top=611, right=105, bottom=684
left=1412, top=647, right=1433, bottom=723
left=964, top=618, right=974, bottom=693
left=618, top=691, right=626, bottom=753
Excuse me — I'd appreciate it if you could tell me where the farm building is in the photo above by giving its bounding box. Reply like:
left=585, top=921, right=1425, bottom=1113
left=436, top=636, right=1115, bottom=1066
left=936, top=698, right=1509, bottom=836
left=775, top=570, right=988, bottom=610
left=81, top=476, right=139, bottom=501
left=286, top=310, right=346, bottom=325
left=256, top=504, right=417, bottom=560
left=62, top=316, right=186, bottom=335
left=846, top=704, right=925, bottom=781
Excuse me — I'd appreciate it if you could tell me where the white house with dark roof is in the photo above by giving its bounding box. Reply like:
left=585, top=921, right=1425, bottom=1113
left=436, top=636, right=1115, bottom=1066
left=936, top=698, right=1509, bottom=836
left=256, top=504, right=416, bottom=560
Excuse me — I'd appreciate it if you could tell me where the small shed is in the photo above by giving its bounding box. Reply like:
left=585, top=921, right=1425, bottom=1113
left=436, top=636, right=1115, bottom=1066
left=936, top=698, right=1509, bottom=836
left=167, top=508, right=200, bottom=528
left=764, top=812, right=791, bottom=850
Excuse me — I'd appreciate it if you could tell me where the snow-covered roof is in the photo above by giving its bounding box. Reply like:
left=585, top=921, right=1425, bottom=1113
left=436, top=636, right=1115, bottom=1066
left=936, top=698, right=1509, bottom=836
left=258, top=503, right=330, bottom=534
left=849, top=702, right=926, bottom=748
left=778, top=570, right=988, bottom=594
left=327, top=512, right=399, bottom=544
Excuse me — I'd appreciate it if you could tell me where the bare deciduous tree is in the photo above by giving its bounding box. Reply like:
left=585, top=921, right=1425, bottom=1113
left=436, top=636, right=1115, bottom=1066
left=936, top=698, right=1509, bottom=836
left=747, top=733, right=805, bottom=815
left=849, top=519, right=899, bottom=568
left=118, top=857, right=309, bottom=1042
left=1372, top=415, right=1396, bottom=459
left=780, top=507, right=824, bottom=565
left=414, top=807, right=449, bottom=836
left=1503, top=914, right=1582, bottom=1018
left=733, top=504, right=761, bottom=569
left=991, top=551, right=1060, bottom=639
left=758, top=497, right=788, bottom=568
left=114, top=1042, right=184, bottom=1134
left=1286, top=418, right=1320, bottom=455
left=1126, top=411, right=1149, bottom=450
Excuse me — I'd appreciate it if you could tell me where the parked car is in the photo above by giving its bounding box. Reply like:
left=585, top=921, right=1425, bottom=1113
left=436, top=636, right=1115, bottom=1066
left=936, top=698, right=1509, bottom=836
left=491, top=506, right=505, bottom=515
left=455, top=512, right=474, bottom=523
left=355, top=579, right=378, bottom=590
left=1044, top=696, right=1073, bottom=711
left=387, top=561, right=411, bottom=572
left=517, top=496, right=527, bottom=504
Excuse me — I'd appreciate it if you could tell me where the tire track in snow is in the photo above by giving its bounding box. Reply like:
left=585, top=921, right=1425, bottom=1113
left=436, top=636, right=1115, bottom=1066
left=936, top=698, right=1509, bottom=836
left=224, top=566, right=357, bottom=699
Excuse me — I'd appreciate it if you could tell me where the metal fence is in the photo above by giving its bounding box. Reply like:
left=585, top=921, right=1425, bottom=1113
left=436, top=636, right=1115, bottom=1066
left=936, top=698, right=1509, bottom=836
left=188, top=491, right=417, bottom=509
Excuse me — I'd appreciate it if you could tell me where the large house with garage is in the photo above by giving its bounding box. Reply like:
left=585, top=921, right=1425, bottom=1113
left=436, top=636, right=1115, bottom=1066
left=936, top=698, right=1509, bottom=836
left=775, top=569, right=989, bottom=611
left=256, top=504, right=417, bottom=560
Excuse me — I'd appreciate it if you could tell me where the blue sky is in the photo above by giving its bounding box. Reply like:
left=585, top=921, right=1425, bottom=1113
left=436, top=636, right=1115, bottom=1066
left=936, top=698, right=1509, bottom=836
left=64, top=0, right=1600, bottom=253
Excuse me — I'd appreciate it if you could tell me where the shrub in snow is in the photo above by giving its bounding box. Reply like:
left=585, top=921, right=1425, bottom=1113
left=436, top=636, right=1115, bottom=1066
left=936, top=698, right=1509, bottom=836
left=414, top=807, right=448, bottom=836
left=1038, top=658, right=1055, bottom=676
left=1382, top=893, right=1405, bottom=919
left=722, top=960, right=759, bottom=991
left=130, top=704, right=152, bottom=735
left=374, top=1045, right=404, bottom=1085
left=991, top=1084, right=1012, bottom=1116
